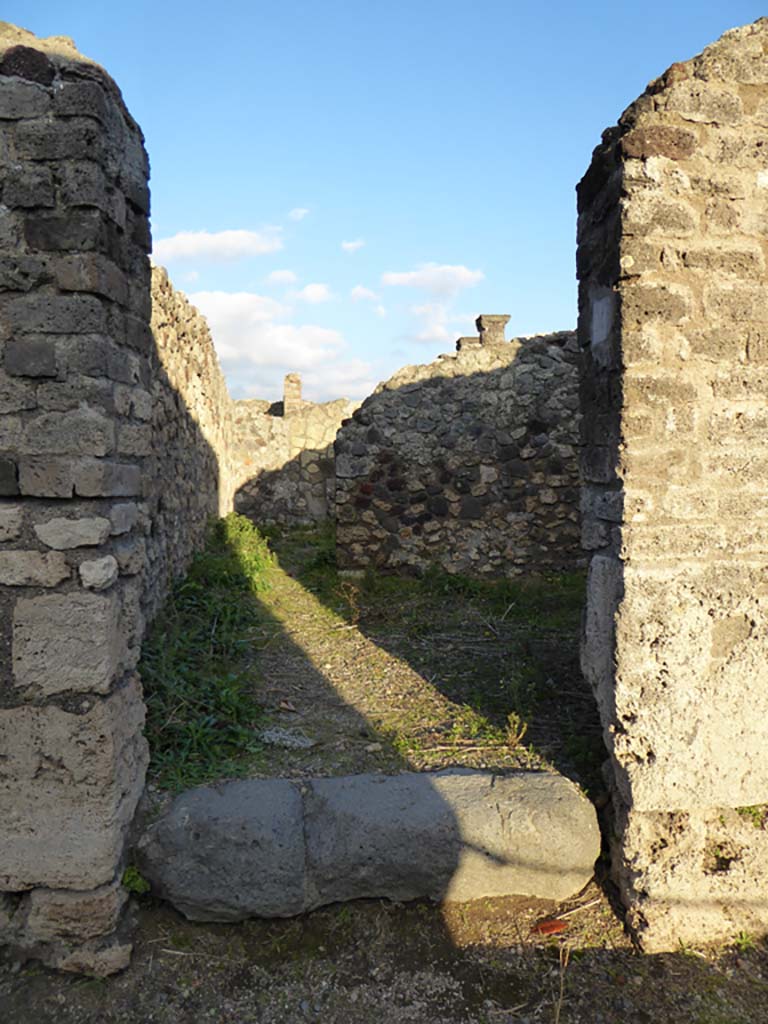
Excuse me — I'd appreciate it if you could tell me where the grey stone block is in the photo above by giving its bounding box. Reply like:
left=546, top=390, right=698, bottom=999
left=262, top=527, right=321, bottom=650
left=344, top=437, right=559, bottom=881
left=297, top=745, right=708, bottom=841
left=57, top=161, right=108, bottom=209
left=0, top=677, right=148, bottom=890
left=24, top=210, right=107, bottom=253
left=35, top=515, right=111, bottom=549
left=74, top=460, right=141, bottom=497
left=0, top=504, right=22, bottom=540
left=21, top=408, right=114, bottom=457
left=79, top=555, right=118, bottom=591
left=0, top=456, right=19, bottom=495
left=138, top=771, right=599, bottom=922
left=4, top=162, right=54, bottom=207
left=13, top=591, right=123, bottom=696
left=7, top=293, right=106, bottom=334
left=18, top=457, right=74, bottom=497
left=53, top=81, right=109, bottom=122
left=4, top=336, right=57, bottom=377
left=305, top=771, right=599, bottom=907
left=0, top=550, right=69, bottom=587
left=16, top=117, right=105, bottom=163
left=137, top=779, right=306, bottom=921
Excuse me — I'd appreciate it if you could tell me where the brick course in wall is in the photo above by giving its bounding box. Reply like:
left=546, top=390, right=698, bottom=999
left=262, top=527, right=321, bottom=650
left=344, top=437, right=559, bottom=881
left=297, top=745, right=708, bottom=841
left=334, top=317, right=583, bottom=577
left=578, top=17, right=768, bottom=951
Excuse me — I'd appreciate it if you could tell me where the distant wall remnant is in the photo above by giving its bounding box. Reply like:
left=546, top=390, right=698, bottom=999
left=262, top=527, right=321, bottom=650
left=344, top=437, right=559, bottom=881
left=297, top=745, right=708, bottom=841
left=232, top=375, right=357, bottom=526
left=334, top=317, right=582, bottom=577
left=578, top=18, right=768, bottom=951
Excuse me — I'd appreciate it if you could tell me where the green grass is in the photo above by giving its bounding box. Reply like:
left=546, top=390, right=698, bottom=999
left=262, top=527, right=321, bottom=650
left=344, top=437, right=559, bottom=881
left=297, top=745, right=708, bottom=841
left=140, top=514, right=273, bottom=790
left=736, top=805, right=768, bottom=829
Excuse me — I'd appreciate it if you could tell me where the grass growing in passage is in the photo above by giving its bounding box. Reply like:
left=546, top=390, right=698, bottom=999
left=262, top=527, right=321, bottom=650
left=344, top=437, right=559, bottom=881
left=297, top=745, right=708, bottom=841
left=140, top=514, right=273, bottom=790
left=268, top=525, right=604, bottom=792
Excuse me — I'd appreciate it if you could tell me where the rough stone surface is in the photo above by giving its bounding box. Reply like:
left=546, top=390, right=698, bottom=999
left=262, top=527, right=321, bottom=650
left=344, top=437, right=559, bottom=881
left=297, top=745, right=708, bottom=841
left=137, top=779, right=307, bottom=921
left=0, top=549, right=69, bottom=587
left=34, top=515, right=111, bottom=549
left=0, top=22, right=154, bottom=975
left=24, top=878, right=128, bottom=943
left=577, top=17, right=768, bottom=950
left=0, top=676, right=148, bottom=891
left=612, top=803, right=768, bottom=953
left=0, top=503, right=22, bottom=540
left=79, top=554, right=118, bottom=590
left=232, top=375, right=357, bottom=527
left=334, top=322, right=582, bottom=577
left=138, top=771, right=599, bottom=921
left=12, top=591, right=123, bottom=696
left=305, top=771, right=599, bottom=906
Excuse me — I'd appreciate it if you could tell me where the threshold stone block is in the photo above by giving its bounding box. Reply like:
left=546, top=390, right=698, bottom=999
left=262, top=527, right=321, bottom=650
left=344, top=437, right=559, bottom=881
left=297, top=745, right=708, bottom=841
left=137, top=770, right=599, bottom=921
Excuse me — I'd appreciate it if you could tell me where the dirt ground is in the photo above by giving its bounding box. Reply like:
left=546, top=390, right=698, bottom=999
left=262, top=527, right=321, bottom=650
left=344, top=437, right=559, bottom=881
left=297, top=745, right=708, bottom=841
left=3, top=529, right=768, bottom=1022
left=3, top=885, right=768, bottom=1023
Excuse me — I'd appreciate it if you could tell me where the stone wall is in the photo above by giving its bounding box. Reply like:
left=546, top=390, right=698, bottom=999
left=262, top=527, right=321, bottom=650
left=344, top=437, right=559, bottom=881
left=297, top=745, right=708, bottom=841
left=578, top=18, right=768, bottom=951
left=232, top=374, right=357, bottom=526
left=0, top=25, right=152, bottom=974
left=0, top=23, right=356, bottom=970
left=143, top=265, right=234, bottom=620
left=334, top=316, right=582, bottom=577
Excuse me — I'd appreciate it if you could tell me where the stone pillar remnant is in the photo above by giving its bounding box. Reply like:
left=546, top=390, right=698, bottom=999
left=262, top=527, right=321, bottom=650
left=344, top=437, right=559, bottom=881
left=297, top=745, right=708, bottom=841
left=577, top=17, right=768, bottom=951
left=0, top=24, right=151, bottom=974
left=476, top=314, right=510, bottom=346
left=283, top=372, right=303, bottom=415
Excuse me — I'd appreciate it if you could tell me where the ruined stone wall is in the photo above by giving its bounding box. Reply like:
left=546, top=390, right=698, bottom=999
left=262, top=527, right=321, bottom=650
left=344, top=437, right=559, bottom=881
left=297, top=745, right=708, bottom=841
left=143, top=265, right=234, bottom=620
left=578, top=18, right=768, bottom=951
left=334, top=320, right=582, bottom=577
left=0, top=26, right=151, bottom=974
left=0, top=26, right=251, bottom=976
left=232, top=376, right=357, bottom=526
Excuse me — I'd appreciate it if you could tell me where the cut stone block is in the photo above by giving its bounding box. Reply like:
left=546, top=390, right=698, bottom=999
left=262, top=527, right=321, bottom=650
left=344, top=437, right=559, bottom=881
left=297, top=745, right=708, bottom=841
left=613, top=804, right=768, bottom=952
left=0, top=504, right=22, bottom=540
left=0, top=677, right=148, bottom=890
left=138, top=770, right=599, bottom=922
left=304, top=770, right=599, bottom=906
left=12, top=590, right=123, bottom=696
left=24, top=878, right=127, bottom=943
left=137, top=779, right=306, bottom=921
left=0, top=550, right=69, bottom=587
left=34, top=515, right=111, bottom=549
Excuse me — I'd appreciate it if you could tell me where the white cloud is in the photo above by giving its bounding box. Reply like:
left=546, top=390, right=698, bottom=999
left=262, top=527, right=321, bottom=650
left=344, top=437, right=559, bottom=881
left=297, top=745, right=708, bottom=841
left=188, top=291, right=287, bottom=360
left=182, top=270, right=200, bottom=283
left=288, top=208, right=309, bottom=221
left=350, top=285, right=379, bottom=302
left=381, top=262, right=484, bottom=295
left=341, top=239, right=365, bottom=252
left=230, top=357, right=377, bottom=404
left=374, top=305, right=387, bottom=318
left=295, top=283, right=332, bottom=304
left=266, top=269, right=298, bottom=286
left=412, top=302, right=452, bottom=342
left=187, top=288, right=376, bottom=403
left=153, top=229, right=282, bottom=263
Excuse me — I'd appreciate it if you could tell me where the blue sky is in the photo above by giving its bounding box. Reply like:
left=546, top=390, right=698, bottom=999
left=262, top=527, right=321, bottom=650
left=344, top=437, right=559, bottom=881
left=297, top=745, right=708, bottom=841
left=9, top=2, right=767, bottom=401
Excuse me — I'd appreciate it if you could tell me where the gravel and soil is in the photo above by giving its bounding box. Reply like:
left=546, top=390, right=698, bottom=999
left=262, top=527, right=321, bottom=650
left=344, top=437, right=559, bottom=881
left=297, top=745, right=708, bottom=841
left=2, top=524, right=768, bottom=1022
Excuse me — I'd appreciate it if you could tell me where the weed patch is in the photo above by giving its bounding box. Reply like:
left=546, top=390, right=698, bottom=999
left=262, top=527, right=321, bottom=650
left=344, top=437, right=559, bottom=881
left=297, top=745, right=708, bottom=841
left=140, top=514, right=273, bottom=790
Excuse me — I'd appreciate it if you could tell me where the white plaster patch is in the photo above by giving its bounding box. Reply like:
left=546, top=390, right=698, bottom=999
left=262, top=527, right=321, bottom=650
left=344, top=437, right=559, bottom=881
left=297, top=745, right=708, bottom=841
left=589, top=287, right=617, bottom=370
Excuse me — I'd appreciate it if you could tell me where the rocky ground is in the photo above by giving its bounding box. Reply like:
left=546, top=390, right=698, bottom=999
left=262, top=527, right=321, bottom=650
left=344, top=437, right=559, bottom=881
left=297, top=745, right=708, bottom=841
left=2, top=527, right=768, bottom=1022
